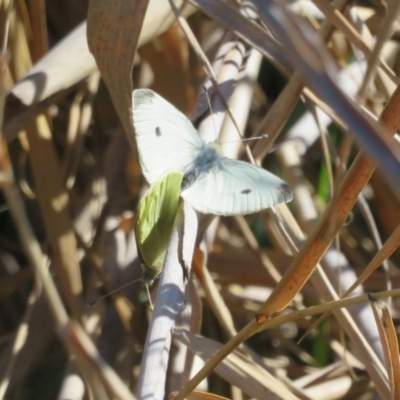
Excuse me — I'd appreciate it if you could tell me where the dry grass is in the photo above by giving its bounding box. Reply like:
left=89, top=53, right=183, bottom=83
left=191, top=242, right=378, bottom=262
left=1, top=0, right=400, bottom=399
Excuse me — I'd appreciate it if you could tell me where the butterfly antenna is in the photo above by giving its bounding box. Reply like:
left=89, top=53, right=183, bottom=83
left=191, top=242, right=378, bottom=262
left=203, top=85, right=259, bottom=165
left=87, top=277, right=142, bottom=306
left=203, top=85, right=218, bottom=142
left=221, top=134, right=268, bottom=144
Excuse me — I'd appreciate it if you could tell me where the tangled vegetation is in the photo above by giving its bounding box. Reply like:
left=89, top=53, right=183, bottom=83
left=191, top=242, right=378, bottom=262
left=1, top=0, right=400, bottom=399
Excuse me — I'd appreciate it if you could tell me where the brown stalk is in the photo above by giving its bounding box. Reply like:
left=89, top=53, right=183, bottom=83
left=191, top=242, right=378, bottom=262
left=256, top=81, right=400, bottom=318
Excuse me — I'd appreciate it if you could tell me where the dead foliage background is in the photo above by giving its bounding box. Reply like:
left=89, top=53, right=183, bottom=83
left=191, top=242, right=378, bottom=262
left=1, top=0, right=400, bottom=399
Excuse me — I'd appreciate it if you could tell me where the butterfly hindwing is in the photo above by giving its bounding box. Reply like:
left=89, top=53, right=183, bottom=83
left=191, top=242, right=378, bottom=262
left=135, top=172, right=183, bottom=282
left=132, top=89, right=205, bottom=184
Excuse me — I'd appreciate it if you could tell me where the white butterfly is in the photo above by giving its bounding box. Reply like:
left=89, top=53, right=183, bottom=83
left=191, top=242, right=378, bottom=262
left=132, top=89, right=292, bottom=216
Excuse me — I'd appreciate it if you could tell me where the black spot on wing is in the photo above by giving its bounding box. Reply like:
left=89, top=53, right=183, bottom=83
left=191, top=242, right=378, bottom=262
left=277, top=183, right=293, bottom=203
left=133, top=89, right=156, bottom=106
left=155, top=127, right=161, bottom=136
left=241, top=189, right=251, bottom=194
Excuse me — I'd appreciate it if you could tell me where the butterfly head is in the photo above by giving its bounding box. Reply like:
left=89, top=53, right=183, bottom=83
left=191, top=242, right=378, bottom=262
left=207, top=141, right=223, bottom=155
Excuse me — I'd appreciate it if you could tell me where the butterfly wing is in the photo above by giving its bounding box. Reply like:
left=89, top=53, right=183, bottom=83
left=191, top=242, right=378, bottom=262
left=132, top=89, right=205, bottom=184
left=135, top=172, right=183, bottom=283
left=181, top=158, right=292, bottom=216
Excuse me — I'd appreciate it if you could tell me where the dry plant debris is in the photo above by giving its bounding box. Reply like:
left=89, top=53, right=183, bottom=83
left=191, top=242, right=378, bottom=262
left=0, top=0, right=400, bottom=399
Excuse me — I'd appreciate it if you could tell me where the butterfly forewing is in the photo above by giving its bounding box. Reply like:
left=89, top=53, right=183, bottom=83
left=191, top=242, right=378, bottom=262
left=181, top=158, right=292, bottom=216
left=132, top=89, right=205, bottom=184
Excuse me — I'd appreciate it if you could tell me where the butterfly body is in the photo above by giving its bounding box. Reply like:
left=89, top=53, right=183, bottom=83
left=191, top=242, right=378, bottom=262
left=182, top=144, right=221, bottom=190
left=132, top=89, right=292, bottom=216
